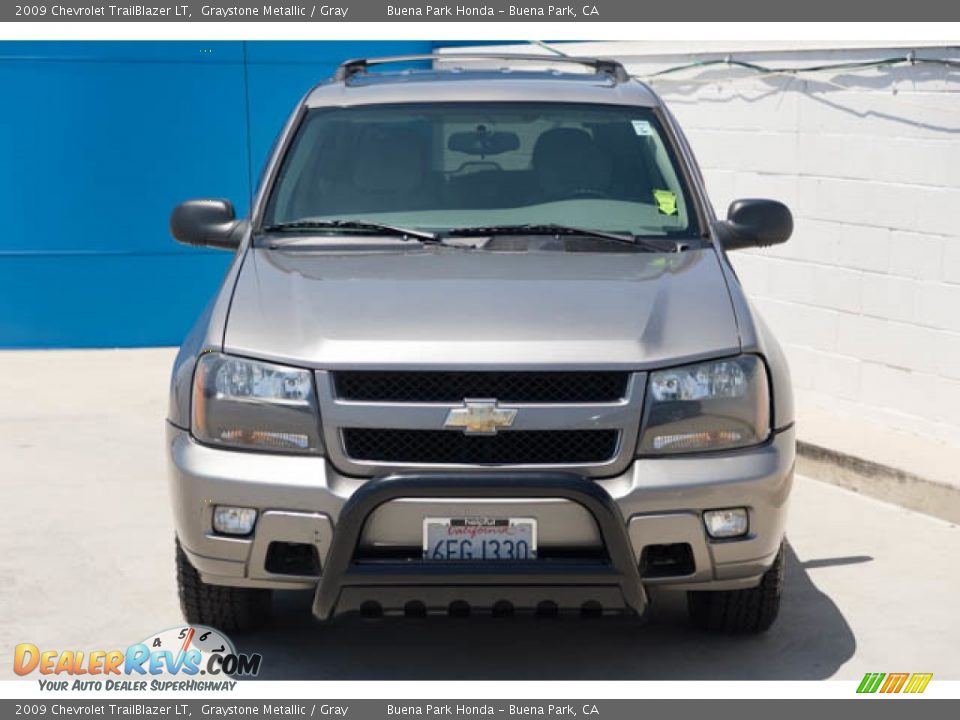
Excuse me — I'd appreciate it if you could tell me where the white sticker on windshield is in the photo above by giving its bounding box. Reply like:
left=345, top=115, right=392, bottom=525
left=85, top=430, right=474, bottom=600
left=631, top=120, right=654, bottom=136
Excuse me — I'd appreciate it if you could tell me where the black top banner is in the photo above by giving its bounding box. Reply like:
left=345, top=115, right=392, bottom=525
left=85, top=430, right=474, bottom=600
left=5, top=0, right=959, bottom=21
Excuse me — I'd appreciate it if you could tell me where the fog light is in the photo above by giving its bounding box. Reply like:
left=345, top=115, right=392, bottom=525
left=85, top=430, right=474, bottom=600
left=212, top=506, right=257, bottom=536
left=703, top=508, right=749, bottom=538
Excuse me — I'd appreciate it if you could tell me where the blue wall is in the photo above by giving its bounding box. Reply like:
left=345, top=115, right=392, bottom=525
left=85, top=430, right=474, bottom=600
left=0, top=41, right=435, bottom=348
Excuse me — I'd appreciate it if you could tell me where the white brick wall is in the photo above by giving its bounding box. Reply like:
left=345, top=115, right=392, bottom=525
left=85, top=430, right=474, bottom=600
left=456, top=42, right=960, bottom=445
left=571, top=43, right=960, bottom=444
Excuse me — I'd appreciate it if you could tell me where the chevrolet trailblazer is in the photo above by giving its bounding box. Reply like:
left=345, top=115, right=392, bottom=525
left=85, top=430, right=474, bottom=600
left=167, top=54, right=795, bottom=634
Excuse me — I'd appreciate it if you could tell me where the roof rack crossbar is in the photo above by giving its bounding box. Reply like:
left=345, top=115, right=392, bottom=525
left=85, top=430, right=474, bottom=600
left=334, top=54, right=630, bottom=83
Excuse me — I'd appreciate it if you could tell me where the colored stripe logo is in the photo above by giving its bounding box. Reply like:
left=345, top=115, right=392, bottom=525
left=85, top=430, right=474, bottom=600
left=857, top=672, right=933, bottom=694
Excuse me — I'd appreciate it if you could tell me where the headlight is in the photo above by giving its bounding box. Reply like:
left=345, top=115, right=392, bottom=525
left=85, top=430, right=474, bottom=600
left=191, top=353, right=322, bottom=453
left=638, top=355, right=770, bottom=455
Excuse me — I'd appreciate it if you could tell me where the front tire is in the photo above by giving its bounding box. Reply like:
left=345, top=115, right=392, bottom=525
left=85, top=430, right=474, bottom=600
left=687, top=540, right=785, bottom=634
left=176, top=539, right=272, bottom=632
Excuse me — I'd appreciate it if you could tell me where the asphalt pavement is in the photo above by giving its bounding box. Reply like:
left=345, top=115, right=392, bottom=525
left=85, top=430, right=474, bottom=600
left=1, top=349, right=958, bottom=681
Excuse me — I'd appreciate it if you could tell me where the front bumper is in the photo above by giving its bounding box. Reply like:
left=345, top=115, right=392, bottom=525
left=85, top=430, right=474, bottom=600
left=167, top=423, right=795, bottom=616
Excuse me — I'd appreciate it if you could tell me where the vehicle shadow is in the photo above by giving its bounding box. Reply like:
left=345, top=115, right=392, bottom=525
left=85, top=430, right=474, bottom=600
left=235, top=543, right=857, bottom=680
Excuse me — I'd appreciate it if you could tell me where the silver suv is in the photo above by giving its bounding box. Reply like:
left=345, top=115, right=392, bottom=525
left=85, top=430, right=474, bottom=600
left=167, top=54, right=795, bottom=635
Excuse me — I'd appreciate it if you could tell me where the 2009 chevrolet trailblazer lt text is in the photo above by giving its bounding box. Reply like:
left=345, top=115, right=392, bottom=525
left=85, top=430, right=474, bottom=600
left=167, top=54, right=795, bottom=635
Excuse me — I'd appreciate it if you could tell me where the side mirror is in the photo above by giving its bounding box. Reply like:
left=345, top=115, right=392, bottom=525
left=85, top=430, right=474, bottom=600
left=170, top=199, right=247, bottom=250
left=715, top=199, right=793, bottom=251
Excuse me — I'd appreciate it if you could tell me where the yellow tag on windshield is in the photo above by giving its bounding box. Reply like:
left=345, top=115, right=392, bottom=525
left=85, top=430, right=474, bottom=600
left=653, top=189, right=678, bottom=216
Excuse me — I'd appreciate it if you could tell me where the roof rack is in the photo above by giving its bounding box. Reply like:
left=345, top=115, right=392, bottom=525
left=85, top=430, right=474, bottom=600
left=333, top=53, right=631, bottom=83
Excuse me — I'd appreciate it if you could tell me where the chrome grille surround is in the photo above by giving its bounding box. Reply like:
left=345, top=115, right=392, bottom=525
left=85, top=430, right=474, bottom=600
left=316, top=370, right=647, bottom=478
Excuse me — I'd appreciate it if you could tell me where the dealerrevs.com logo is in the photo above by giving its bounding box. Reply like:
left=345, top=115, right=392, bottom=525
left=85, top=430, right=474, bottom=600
left=14, top=626, right=262, bottom=691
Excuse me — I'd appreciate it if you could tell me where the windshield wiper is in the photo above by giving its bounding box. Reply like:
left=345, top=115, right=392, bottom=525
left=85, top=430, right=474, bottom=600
left=444, top=224, right=674, bottom=252
left=261, top=220, right=440, bottom=243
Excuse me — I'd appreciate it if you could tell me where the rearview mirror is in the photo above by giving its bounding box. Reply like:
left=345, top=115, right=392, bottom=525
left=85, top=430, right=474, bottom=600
left=715, top=199, right=793, bottom=251
left=170, top=199, right=247, bottom=250
left=448, top=129, right=521, bottom=157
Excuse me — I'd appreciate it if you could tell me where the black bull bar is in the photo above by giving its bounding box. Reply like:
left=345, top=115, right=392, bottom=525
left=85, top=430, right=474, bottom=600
left=312, top=473, right=648, bottom=618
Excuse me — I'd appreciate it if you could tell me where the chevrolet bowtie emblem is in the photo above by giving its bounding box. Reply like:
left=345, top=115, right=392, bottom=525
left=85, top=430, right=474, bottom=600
left=443, top=400, right=518, bottom=435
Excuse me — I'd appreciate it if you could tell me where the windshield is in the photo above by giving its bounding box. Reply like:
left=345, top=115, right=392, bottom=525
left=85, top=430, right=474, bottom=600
left=262, top=102, right=702, bottom=238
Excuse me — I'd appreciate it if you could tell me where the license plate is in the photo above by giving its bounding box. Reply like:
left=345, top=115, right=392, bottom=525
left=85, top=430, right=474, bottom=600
left=423, top=517, right=537, bottom=561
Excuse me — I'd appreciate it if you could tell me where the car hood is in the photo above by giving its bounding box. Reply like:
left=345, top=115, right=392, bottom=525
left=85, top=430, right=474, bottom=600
left=223, top=246, right=741, bottom=369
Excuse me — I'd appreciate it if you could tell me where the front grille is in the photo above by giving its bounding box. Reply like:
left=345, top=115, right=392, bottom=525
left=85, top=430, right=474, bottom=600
left=343, top=429, right=619, bottom=465
left=333, top=371, right=629, bottom=403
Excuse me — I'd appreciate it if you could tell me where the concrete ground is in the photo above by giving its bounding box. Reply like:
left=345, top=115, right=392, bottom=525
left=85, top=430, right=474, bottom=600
left=1, top=348, right=958, bottom=681
left=796, top=396, right=960, bottom=524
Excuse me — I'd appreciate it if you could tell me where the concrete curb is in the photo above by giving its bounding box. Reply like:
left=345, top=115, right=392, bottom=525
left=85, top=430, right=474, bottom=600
left=797, top=440, right=960, bottom=525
